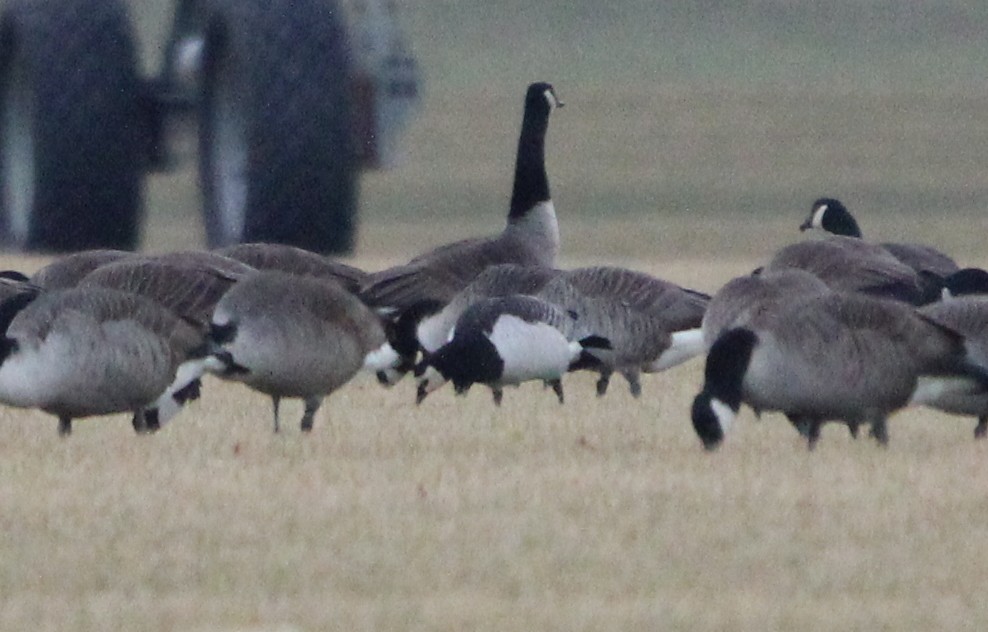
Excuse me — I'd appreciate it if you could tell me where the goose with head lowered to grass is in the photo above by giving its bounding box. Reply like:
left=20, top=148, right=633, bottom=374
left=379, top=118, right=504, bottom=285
left=414, top=294, right=610, bottom=406
left=0, top=286, right=204, bottom=436
left=207, top=271, right=400, bottom=433
left=800, top=197, right=958, bottom=303
left=691, top=291, right=988, bottom=451
left=360, top=82, right=564, bottom=334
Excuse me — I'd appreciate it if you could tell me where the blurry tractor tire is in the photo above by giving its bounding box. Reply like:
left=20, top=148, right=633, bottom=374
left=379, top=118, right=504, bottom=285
left=0, top=0, right=143, bottom=252
left=199, top=0, right=357, bottom=254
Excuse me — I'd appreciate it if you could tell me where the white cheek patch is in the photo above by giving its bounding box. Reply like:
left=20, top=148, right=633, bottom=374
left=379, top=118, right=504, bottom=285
left=543, top=89, right=559, bottom=111
left=710, top=397, right=736, bottom=435
left=810, top=204, right=828, bottom=229
left=941, top=287, right=954, bottom=301
left=420, top=365, right=447, bottom=394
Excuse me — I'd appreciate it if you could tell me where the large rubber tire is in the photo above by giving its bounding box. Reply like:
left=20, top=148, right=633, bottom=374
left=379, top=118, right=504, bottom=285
left=0, top=0, right=143, bottom=252
left=199, top=0, right=357, bottom=254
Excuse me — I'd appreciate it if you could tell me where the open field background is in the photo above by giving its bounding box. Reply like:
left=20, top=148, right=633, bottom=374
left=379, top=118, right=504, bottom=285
left=2, top=0, right=988, bottom=629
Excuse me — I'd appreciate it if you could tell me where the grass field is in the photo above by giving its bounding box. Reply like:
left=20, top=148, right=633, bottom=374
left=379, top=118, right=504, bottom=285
left=5, top=1, right=988, bottom=629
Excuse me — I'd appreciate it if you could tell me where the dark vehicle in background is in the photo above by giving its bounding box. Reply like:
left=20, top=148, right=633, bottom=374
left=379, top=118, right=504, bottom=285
left=0, top=0, right=420, bottom=254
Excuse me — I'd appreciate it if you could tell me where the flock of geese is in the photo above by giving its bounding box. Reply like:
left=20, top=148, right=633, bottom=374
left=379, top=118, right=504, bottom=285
left=4, top=81, right=988, bottom=451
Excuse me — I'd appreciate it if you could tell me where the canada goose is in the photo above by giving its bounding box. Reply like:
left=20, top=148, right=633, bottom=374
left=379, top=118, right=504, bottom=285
left=76, top=257, right=249, bottom=430
left=207, top=271, right=398, bottom=432
left=800, top=197, right=958, bottom=303
left=29, top=249, right=135, bottom=290
left=414, top=294, right=609, bottom=405
left=359, top=82, right=563, bottom=317
left=701, top=268, right=831, bottom=347
left=215, top=242, right=368, bottom=293
left=691, top=292, right=988, bottom=450
left=915, top=296, right=988, bottom=438
left=762, top=235, right=925, bottom=304
left=0, top=287, right=203, bottom=435
left=537, top=266, right=708, bottom=397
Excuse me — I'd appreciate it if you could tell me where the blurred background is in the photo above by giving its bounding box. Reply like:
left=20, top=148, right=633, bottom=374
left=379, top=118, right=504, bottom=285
left=124, top=0, right=988, bottom=261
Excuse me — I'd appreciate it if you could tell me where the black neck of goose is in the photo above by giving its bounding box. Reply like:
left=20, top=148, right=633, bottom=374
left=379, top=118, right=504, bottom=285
left=824, top=207, right=863, bottom=238
left=0, top=291, right=37, bottom=337
left=702, top=327, right=757, bottom=411
left=508, top=107, right=550, bottom=222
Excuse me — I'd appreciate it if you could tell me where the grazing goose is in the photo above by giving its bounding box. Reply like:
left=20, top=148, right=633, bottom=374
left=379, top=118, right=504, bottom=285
left=207, top=271, right=398, bottom=432
left=0, top=287, right=203, bottom=435
left=691, top=292, right=988, bottom=450
left=800, top=197, right=958, bottom=303
left=762, top=235, right=925, bottom=304
left=359, top=82, right=563, bottom=319
left=537, top=267, right=708, bottom=397
left=28, top=249, right=135, bottom=290
left=701, top=268, right=832, bottom=347
left=77, top=257, right=248, bottom=429
left=215, top=242, right=367, bottom=293
left=415, top=294, right=609, bottom=405
left=916, top=296, right=988, bottom=437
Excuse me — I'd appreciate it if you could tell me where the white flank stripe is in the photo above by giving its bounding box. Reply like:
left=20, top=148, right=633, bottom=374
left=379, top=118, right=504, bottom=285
left=488, top=315, right=571, bottom=383
left=647, top=328, right=706, bottom=372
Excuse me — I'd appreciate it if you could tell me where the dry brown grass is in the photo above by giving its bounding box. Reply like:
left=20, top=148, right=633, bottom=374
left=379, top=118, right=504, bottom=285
left=3, top=242, right=988, bottom=631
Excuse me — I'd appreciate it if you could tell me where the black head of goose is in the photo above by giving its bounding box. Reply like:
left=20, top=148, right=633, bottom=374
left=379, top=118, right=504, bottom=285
left=414, top=294, right=609, bottom=406
left=799, top=197, right=958, bottom=303
left=692, top=291, right=988, bottom=451
left=941, top=268, right=988, bottom=300
left=358, top=82, right=563, bottom=317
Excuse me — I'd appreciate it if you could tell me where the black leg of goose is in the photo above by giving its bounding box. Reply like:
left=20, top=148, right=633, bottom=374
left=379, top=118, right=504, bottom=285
left=787, top=414, right=812, bottom=439
left=300, top=396, right=322, bottom=432
left=131, top=411, right=146, bottom=433
left=975, top=416, right=987, bottom=440
left=271, top=396, right=282, bottom=433
left=144, top=408, right=160, bottom=433
left=548, top=379, right=564, bottom=404
left=595, top=370, right=612, bottom=397
left=806, top=420, right=822, bottom=451
left=847, top=421, right=860, bottom=439
left=58, top=416, right=71, bottom=437
left=491, top=387, right=503, bottom=407
left=868, top=417, right=889, bottom=447
left=622, top=370, right=642, bottom=399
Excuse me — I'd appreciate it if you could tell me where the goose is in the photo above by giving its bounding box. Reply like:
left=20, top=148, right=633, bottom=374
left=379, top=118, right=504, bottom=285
left=537, top=266, right=708, bottom=397
left=359, top=82, right=563, bottom=320
left=215, top=242, right=368, bottom=293
left=762, top=235, right=925, bottom=304
left=800, top=197, right=958, bottom=303
left=701, top=268, right=832, bottom=347
left=28, top=249, right=135, bottom=290
left=414, top=294, right=610, bottom=405
left=691, top=291, right=988, bottom=450
left=915, top=296, right=988, bottom=438
left=0, top=287, right=204, bottom=435
left=206, top=271, right=399, bottom=432
left=380, top=263, right=560, bottom=387
left=76, top=257, right=249, bottom=430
